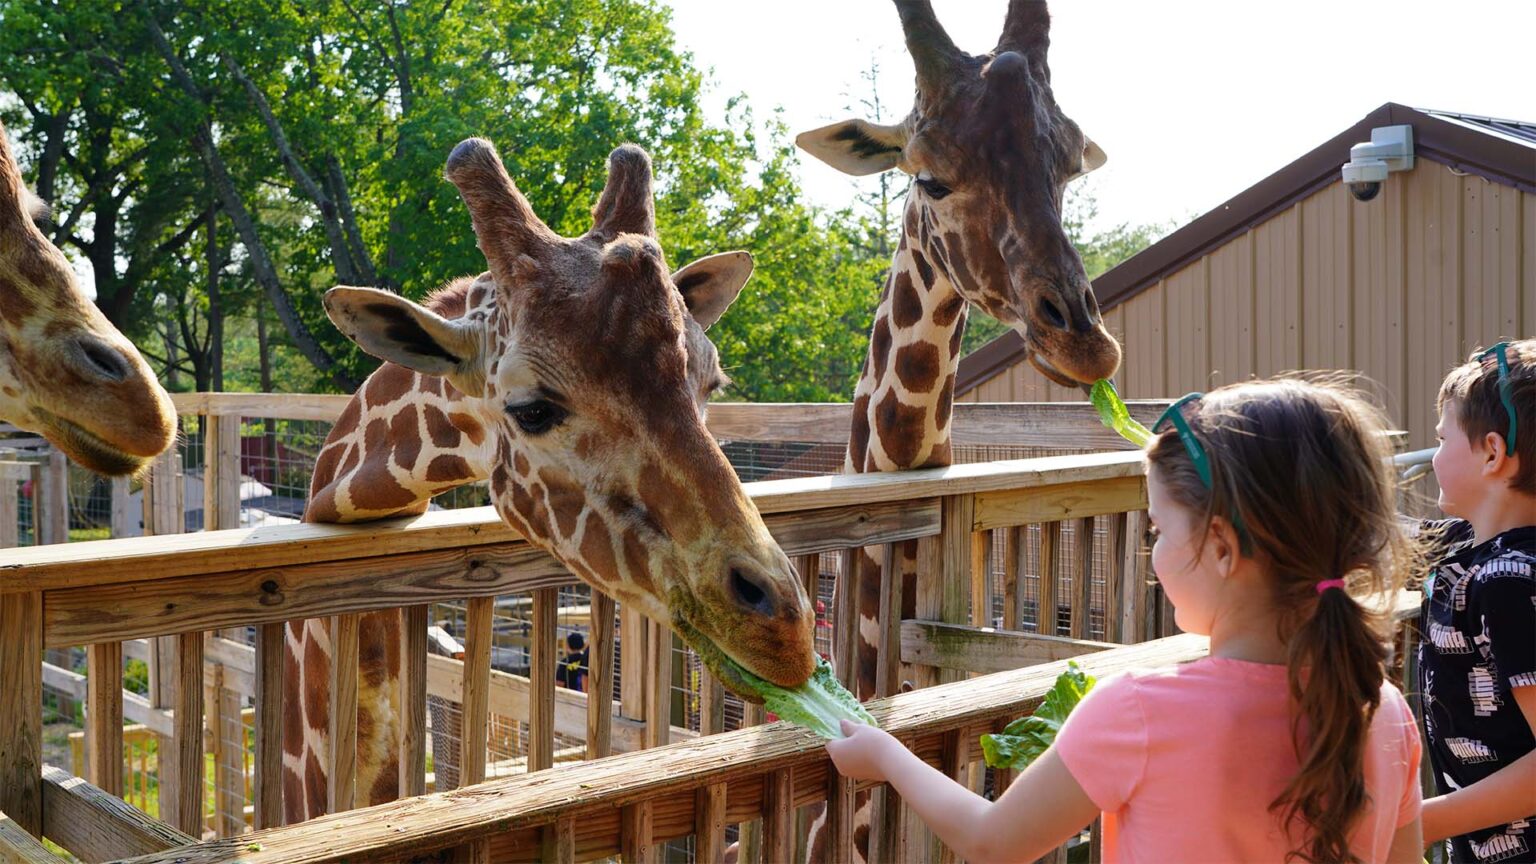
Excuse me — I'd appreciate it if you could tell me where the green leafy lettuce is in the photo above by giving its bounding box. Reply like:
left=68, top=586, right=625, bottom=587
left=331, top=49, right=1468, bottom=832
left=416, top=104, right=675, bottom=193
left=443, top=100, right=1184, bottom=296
left=735, top=655, right=876, bottom=739
left=980, top=662, right=1096, bottom=770
left=1090, top=379, right=1152, bottom=447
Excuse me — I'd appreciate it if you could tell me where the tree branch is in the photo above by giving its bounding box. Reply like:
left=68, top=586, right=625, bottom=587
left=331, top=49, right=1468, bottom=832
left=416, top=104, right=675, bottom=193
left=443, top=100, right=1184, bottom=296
left=220, top=51, right=362, bottom=285
left=140, top=5, right=355, bottom=390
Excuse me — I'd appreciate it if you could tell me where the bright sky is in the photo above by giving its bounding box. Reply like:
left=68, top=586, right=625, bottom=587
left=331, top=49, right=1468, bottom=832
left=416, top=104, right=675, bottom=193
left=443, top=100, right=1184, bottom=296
left=663, top=0, right=1536, bottom=235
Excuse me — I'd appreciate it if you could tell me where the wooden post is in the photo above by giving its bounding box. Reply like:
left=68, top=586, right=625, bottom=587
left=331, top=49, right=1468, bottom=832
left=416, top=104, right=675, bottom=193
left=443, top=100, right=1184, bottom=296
left=935, top=728, right=970, bottom=864
left=171, top=632, right=204, bottom=836
left=970, top=529, right=991, bottom=628
left=0, top=591, right=43, bottom=837
left=202, top=414, right=242, bottom=532
left=1038, top=521, right=1060, bottom=636
left=643, top=619, right=671, bottom=749
left=586, top=591, right=616, bottom=759
left=1070, top=517, right=1095, bottom=640
left=328, top=614, right=359, bottom=813
left=619, top=604, right=647, bottom=723
left=1002, top=527, right=1023, bottom=632
left=826, top=771, right=856, bottom=864
left=459, top=597, right=492, bottom=786
left=0, top=461, right=21, bottom=548
left=86, top=641, right=124, bottom=795
left=694, top=782, right=727, bottom=864
left=1122, top=511, right=1149, bottom=644
left=400, top=606, right=429, bottom=797
left=529, top=588, right=556, bottom=772
left=539, top=816, right=576, bottom=864
left=833, top=548, right=861, bottom=692
left=109, top=476, right=131, bottom=539
left=253, top=622, right=284, bottom=828
left=938, top=495, right=976, bottom=686
left=1105, top=510, right=1130, bottom=639
left=41, top=449, right=67, bottom=545
left=621, top=800, right=654, bottom=864
left=762, top=769, right=793, bottom=864
left=458, top=597, right=493, bottom=864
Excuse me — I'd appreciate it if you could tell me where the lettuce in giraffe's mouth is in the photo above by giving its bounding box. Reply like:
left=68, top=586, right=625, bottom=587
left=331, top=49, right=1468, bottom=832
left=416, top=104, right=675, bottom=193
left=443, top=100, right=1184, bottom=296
left=679, top=619, right=875, bottom=739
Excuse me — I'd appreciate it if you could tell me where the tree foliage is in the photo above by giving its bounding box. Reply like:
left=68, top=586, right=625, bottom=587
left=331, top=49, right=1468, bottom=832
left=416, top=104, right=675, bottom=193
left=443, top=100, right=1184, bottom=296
left=0, top=1, right=1161, bottom=401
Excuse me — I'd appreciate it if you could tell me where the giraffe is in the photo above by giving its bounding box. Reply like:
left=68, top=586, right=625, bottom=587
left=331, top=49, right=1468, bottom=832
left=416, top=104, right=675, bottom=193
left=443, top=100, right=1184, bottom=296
left=0, top=119, right=175, bottom=476
left=281, top=137, right=817, bottom=823
left=794, top=1, right=1122, bottom=858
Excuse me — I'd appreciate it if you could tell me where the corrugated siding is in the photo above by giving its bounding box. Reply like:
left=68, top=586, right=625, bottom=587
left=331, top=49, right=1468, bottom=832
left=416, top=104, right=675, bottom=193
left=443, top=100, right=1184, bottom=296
left=960, top=159, right=1532, bottom=456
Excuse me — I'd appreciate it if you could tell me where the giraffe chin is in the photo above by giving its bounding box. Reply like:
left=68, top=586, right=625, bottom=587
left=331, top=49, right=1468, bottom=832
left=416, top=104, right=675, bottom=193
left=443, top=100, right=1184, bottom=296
left=676, top=618, right=772, bottom=706
left=31, top=409, right=154, bottom=477
left=1027, top=350, right=1096, bottom=394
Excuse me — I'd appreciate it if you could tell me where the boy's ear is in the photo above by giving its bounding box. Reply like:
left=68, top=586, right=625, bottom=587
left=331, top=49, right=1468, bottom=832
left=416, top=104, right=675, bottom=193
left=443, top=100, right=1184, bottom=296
left=1483, top=432, right=1517, bottom=476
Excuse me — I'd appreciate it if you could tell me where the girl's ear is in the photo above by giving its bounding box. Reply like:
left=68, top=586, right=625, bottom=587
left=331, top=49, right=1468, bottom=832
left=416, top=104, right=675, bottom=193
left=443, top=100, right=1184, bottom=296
left=1207, top=516, right=1241, bottom=577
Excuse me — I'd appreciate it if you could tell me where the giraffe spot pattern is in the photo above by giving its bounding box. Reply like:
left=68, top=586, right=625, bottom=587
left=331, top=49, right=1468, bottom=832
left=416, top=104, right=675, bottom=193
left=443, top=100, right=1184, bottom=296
left=874, top=389, right=927, bottom=467
left=449, top=412, right=485, bottom=446
left=423, top=404, right=461, bottom=449
left=890, top=270, right=923, bottom=329
left=894, top=341, right=941, bottom=394
left=848, top=393, right=872, bottom=473
left=425, top=454, right=473, bottom=484
left=390, top=404, right=421, bottom=470
left=579, top=516, right=617, bottom=584
left=869, top=317, right=892, bottom=388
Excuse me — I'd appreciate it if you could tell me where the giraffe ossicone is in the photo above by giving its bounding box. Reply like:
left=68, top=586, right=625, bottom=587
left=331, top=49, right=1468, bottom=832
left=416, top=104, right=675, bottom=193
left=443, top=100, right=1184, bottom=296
left=285, top=137, right=817, bottom=822
left=0, top=119, right=175, bottom=476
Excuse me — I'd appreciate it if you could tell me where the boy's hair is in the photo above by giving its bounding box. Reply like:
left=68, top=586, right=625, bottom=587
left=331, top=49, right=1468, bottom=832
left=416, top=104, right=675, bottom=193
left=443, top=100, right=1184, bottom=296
left=1146, top=377, right=1418, bottom=864
left=1437, top=339, right=1535, bottom=493
left=565, top=632, right=586, bottom=652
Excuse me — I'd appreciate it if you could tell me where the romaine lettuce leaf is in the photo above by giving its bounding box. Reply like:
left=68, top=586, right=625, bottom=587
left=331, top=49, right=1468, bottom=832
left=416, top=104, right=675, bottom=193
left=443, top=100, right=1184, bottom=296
left=1090, top=379, right=1151, bottom=447
left=734, top=655, right=876, bottom=739
left=980, top=662, right=1096, bottom=770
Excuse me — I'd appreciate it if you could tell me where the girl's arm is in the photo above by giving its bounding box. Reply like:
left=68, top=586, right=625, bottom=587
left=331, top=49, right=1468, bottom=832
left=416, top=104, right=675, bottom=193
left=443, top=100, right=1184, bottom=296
left=826, top=720, right=1099, bottom=864
left=1385, top=817, right=1424, bottom=864
left=1421, top=686, right=1536, bottom=843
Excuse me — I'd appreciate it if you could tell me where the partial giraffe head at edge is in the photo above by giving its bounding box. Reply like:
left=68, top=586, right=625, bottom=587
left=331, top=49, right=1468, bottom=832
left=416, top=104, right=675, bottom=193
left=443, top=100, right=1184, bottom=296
left=0, top=119, right=176, bottom=475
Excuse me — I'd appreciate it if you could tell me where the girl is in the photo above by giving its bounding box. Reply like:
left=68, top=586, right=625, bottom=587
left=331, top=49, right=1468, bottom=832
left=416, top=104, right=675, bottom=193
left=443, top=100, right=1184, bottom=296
left=828, top=379, right=1425, bottom=863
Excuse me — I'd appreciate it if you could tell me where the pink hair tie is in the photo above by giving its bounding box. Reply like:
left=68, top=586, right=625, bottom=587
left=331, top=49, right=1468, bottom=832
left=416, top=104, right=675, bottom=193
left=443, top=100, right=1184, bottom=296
left=1315, top=578, right=1347, bottom=595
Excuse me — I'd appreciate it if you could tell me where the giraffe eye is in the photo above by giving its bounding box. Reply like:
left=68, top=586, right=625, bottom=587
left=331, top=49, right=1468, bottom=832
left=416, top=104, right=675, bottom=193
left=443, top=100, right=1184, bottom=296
left=915, top=174, right=952, bottom=200
left=507, top=399, right=566, bottom=435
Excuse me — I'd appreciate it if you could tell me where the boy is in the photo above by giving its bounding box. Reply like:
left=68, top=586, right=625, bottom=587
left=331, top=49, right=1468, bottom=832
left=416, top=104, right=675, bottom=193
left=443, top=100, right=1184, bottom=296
left=555, top=631, right=589, bottom=693
left=1422, top=339, right=1536, bottom=863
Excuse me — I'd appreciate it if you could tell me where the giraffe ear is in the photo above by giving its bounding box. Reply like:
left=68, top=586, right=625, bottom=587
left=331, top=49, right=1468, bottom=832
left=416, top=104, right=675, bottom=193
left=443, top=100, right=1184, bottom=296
left=795, top=119, right=907, bottom=177
left=1075, top=136, right=1108, bottom=180
left=323, top=286, right=485, bottom=393
left=673, top=251, right=752, bottom=331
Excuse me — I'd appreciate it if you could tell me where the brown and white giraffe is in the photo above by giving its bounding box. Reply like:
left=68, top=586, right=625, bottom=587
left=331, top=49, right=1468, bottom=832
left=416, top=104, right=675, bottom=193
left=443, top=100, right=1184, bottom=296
left=794, top=1, right=1122, bottom=858
left=0, top=119, right=175, bottom=476
left=281, top=138, right=817, bottom=822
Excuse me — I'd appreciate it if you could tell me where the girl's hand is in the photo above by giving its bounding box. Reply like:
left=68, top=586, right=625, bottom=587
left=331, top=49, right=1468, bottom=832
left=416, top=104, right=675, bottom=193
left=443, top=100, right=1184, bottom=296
left=825, top=719, right=901, bottom=782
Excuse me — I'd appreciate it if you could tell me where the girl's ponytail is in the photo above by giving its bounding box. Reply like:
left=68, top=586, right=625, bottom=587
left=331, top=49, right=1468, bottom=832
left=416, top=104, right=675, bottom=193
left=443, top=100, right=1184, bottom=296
left=1274, top=584, right=1389, bottom=863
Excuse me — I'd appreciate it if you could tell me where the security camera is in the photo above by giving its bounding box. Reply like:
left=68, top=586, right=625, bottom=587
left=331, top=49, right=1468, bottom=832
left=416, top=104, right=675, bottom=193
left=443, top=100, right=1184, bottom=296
left=1342, top=160, right=1388, bottom=201
left=1341, top=125, right=1414, bottom=203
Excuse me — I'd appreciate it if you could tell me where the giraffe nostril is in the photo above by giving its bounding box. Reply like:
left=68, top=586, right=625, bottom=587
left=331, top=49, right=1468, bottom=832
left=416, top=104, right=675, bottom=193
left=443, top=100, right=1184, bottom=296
left=72, top=336, right=132, bottom=383
left=728, top=568, right=775, bottom=617
left=1039, top=297, right=1068, bottom=330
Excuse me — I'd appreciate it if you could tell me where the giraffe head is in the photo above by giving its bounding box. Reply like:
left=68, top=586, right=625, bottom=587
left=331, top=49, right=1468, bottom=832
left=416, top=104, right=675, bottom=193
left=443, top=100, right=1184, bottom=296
left=323, top=139, right=815, bottom=691
left=797, top=0, right=1121, bottom=387
left=0, top=120, right=175, bottom=475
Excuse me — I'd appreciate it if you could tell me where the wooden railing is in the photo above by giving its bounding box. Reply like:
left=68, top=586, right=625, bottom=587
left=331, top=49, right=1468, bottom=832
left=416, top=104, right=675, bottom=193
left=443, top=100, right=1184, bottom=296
left=1, top=449, right=1174, bottom=859
left=51, top=587, right=1421, bottom=864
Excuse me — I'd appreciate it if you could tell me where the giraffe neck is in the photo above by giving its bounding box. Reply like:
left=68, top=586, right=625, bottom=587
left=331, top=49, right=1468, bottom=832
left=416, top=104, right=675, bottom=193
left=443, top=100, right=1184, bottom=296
left=286, top=279, right=498, bottom=823
left=847, top=203, right=968, bottom=474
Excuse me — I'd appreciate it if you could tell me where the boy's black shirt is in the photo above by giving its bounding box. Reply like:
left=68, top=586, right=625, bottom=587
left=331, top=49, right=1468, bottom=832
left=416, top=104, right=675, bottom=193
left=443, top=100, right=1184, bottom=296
left=1419, top=520, right=1536, bottom=863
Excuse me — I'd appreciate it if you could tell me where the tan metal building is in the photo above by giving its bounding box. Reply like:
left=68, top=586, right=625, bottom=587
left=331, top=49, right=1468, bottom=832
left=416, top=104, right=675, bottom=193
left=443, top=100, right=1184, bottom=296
left=957, top=103, right=1534, bottom=456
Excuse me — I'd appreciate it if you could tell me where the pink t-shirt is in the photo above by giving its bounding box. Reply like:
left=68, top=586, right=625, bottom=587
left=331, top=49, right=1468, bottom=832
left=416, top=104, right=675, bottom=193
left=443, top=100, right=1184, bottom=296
left=1054, top=658, right=1421, bottom=864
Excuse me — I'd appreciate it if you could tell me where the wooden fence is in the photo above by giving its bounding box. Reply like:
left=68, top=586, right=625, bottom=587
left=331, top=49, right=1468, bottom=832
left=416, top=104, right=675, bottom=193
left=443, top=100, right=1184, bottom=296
left=0, top=444, right=1220, bottom=859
